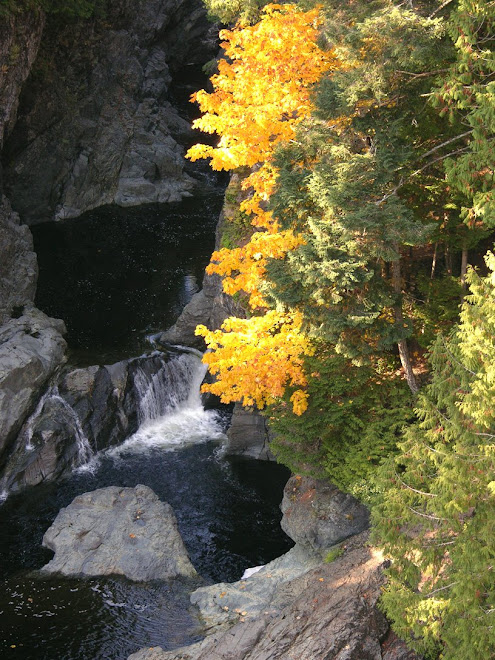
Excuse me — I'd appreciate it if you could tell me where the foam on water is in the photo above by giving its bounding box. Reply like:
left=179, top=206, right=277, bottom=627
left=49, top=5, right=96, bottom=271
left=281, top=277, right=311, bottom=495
left=108, top=349, right=226, bottom=457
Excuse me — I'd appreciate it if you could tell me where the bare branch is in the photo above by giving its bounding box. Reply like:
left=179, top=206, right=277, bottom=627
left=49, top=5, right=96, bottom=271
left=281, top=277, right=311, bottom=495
left=395, top=470, right=437, bottom=498
left=429, top=0, right=454, bottom=19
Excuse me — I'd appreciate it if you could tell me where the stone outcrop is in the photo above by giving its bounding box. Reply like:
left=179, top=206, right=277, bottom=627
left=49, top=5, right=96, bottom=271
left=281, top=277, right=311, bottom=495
left=0, top=351, right=189, bottom=494
left=159, top=272, right=243, bottom=350
left=281, top=474, right=370, bottom=555
left=128, top=533, right=419, bottom=660
left=223, top=404, right=274, bottom=461
left=0, top=307, right=66, bottom=466
left=0, top=7, right=45, bottom=150
left=3, top=0, right=218, bottom=223
left=128, top=476, right=419, bottom=660
left=41, top=484, right=197, bottom=581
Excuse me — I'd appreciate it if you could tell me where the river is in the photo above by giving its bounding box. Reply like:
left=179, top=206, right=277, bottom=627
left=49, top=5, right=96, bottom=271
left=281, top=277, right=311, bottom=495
left=0, top=196, right=293, bottom=659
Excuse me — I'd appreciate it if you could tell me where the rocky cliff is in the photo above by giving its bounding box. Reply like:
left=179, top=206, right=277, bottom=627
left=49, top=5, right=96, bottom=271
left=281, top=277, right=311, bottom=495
left=128, top=476, right=419, bottom=660
left=0, top=0, right=218, bottom=484
left=0, top=6, right=45, bottom=152
left=2, top=0, right=217, bottom=223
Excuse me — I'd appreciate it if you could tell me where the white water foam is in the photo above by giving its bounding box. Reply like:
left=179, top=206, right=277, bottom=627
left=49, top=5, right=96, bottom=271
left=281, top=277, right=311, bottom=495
left=108, top=350, right=225, bottom=457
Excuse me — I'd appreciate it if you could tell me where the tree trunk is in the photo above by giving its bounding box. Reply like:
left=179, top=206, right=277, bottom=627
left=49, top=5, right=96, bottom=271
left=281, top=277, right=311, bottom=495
left=392, top=246, right=419, bottom=394
left=445, top=244, right=453, bottom=275
left=460, top=245, right=468, bottom=296
left=426, top=242, right=438, bottom=307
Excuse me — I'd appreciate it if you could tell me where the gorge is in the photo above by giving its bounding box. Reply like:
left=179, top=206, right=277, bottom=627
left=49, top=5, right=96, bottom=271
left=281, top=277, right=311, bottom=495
left=0, top=1, right=425, bottom=659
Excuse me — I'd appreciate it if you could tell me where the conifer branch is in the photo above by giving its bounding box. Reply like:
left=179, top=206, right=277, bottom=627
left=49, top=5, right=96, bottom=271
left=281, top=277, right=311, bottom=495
left=423, top=581, right=459, bottom=598
left=428, top=0, right=454, bottom=19
left=418, top=131, right=473, bottom=162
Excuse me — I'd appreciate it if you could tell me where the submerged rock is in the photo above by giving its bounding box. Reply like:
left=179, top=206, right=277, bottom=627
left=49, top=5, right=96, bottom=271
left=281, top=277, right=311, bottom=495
left=41, top=485, right=197, bottom=581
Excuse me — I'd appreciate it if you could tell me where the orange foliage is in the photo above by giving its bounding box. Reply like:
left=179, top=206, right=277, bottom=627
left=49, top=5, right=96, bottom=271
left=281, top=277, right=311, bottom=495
left=187, top=4, right=334, bottom=413
left=206, top=229, right=304, bottom=308
left=187, top=4, right=335, bottom=173
left=196, top=311, right=314, bottom=415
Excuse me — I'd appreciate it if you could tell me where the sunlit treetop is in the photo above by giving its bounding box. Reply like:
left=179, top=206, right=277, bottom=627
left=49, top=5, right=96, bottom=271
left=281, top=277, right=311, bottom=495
left=187, top=4, right=337, bottom=173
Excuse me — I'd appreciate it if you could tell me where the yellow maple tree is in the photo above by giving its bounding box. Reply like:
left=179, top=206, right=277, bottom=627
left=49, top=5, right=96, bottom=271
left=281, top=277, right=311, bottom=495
left=196, top=311, right=314, bottom=415
left=187, top=3, right=335, bottom=414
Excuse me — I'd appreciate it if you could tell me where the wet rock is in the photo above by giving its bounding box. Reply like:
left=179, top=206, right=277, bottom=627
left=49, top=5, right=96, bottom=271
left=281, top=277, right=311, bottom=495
left=0, top=307, right=66, bottom=463
left=189, top=543, right=320, bottom=632
left=59, top=364, right=126, bottom=452
left=160, top=289, right=212, bottom=348
left=159, top=270, right=244, bottom=350
left=281, top=475, right=370, bottom=555
left=42, top=485, right=197, bottom=581
left=2, top=396, right=86, bottom=490
left=224, top=404, right=274, bottom=461
left=0, top=196, right=38, bottom=325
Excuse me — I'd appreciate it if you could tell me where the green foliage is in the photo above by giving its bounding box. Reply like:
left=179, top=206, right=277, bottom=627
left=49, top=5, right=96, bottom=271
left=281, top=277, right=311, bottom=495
left=202, top=0, right=267, bottom=24
left=219, top=175, right=255, bottom=249
left=372, top=253, right=495, bottom=659
left=264, top=0, right=462, bottom=372
left=267, top=342, right=412, bottom=502
left=324, top=545, right=344, bottom=563
left=414, top=273, right=462, bottom=347
left=432, top=0, right=495, bottom=228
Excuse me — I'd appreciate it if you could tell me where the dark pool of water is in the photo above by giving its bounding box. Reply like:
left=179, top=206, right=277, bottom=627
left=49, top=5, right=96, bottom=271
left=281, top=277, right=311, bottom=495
left=8, top=189, right=295, bottom=660
left=31, top=195, right=224, bottom=366
left=0, top=443, right=293, bottom=660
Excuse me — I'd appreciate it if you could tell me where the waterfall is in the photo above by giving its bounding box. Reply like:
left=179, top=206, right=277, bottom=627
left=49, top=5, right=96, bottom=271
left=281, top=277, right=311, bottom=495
left=110, top=349, right=225, bottom=455
left=20, top=386, right=94, bottom=466
left=134, top=352, right=206, bottom=424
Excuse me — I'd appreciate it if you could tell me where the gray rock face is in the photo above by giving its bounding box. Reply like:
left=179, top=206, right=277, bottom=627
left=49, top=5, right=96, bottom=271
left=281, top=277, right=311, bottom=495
left=3, top=0, right=217, bottom=223
left=281, top=475, right=370, bottom=554
left=0, top=352, right=181, bottom=494
left=42, top=485, right=197, bottom=581
left=0, top=7, right=45, bottom=149
left=160, top=271, right=244, bottom=350
left=0, top=196, right=38, bottom=325
left=0, top=395, right=88, bottom=491
left=224, top=404, right=274, bottom=461
left=187, top=476, right=369, bottom=633
left=0, top=307, right=66, bottom=463
left=128, top=532, right=421, bottom=660
left=189, top=543, right=320, bottom=632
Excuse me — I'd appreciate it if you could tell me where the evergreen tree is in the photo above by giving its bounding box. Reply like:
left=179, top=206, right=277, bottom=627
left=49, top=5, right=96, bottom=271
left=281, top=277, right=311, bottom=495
left=265, top=0, right=460, bottom=392
left=433, top=0, right=495, bottom=229
left=267, top=342, right=412, bottom=502
left=373, top=253, right=495, bottom=659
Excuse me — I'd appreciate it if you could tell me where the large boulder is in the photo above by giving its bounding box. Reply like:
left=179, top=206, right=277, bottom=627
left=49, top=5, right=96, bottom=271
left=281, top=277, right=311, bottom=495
left=41, top=485, right=197, bottom=581
left=0, top=307, right=66, bottom=462
left=281, top=475, right=370, bottom=554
